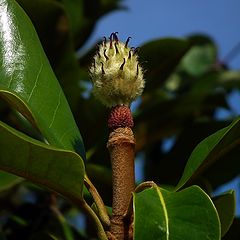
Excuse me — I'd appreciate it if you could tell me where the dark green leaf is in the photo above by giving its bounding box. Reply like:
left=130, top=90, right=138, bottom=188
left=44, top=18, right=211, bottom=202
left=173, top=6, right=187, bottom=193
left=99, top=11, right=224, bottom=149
left=144, top=120, right=230, bottom=186
left=181, top=44, right=217, bottom=77
left=139, top=38, right=190, bottom=91
left=223, top=218, right=240, bottom=240
left=219, top=71, right=240, bottom=90
left=203, top=147, right=240, bottom=189
left=176, top=117, right=240, bottom=190
left=213, top=191, right=235, bottom=237
left=0, top=171, right=22, bottom=192
left=61, top=0, right=123, bottom=48
left=133, top=184, right=220, bottom=240
left=0, top=0, right=85, bottom=158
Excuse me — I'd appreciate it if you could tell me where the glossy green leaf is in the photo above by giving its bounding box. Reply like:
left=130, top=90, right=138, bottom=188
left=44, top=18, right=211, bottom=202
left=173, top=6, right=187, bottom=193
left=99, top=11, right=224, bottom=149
left=0, top=120, right=85, bottom=201
left=176, top=117, right=240, bottom=190
left=139, top=38, right=190, bottom=91
left=133, top=184, right=220, bottom=240
left=0, top=0, right=85, bottom=158
left=213, top=191, right=235, bottom=237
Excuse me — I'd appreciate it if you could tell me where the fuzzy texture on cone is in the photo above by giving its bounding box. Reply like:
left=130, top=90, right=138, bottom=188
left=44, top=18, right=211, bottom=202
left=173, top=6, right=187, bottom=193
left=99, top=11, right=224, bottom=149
left=89, top=33, right=145, bottom=107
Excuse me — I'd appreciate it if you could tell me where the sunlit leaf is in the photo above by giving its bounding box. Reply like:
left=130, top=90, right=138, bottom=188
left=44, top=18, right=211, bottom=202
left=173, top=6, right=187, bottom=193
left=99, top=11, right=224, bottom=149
left=0, top=0, right=85, bottom=158
left=133, top=184, right=220, bottom=240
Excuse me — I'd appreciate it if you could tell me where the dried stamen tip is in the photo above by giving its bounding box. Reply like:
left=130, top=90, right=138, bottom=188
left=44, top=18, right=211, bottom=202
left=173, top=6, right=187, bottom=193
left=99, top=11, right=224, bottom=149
left=128, top=50, right=132, bottom=59
left=120, top=58, right=126, bottom=70
left=113, top=32, right=119, bottom=43
left=133, top=47, right=140, bottom=55
left=101, top=62, right=105, bottom=74
left=104, top=49, right=109, bottom=60
left=125, top=37, right=132, bottom=48
left=114, top=42, right=119, bottom=54
left=109, top=33, right=114, bottom=48
left=103, top=36, right=107, bottom=46
left=109, top=32, right=114, bottom=40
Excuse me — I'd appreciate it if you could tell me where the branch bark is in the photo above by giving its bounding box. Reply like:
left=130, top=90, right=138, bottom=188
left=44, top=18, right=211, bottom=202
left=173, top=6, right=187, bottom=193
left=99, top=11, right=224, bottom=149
left=107, top=127, right=135, bottom=239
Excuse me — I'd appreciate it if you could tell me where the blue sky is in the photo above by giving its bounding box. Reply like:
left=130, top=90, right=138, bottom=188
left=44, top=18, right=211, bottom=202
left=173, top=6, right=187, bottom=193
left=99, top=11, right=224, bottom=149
left=84, top=0, right=240, bottom=69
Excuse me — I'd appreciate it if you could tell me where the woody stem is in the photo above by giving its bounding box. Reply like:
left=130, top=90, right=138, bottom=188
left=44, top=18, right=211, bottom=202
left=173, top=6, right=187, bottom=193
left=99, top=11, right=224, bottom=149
left=108, top=127, right=135, bottom=240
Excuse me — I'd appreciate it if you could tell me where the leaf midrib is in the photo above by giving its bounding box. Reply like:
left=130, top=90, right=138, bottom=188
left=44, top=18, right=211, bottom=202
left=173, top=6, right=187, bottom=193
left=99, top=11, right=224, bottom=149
left=156, top=187, right=169, bottom=240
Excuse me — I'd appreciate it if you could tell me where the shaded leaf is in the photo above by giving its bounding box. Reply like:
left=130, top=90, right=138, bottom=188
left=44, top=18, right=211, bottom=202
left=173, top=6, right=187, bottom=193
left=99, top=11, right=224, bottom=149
left=139, top=38, right=190, bottom=91
left=219, top=70, right=240, bottom=90
left=144, top=120, right=230, bottom=186
left=203, top=147, right=240, bottom=189
left=86, top=163, right=112, bottom=205
left=135, top=73, right=228, bottom=151
left=213, top=190, right=235, bottom=237
left=223, top=218, right=240, bottom=240
left=176, top=117, right=240, bottom=190
left=0, top=120, right=85, bottom=202
left=133, top=184, right=220, bottom=240
left=61, top=0, right=124, bottom=48
left=0, top=171, right=22, bottom=192
left=0, top=0, right=85, bottom=158
left=181, top=44, right=217, bottom=77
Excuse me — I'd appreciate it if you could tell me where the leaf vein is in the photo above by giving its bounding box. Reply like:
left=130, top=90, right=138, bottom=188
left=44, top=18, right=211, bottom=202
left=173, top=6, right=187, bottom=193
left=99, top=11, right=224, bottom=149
left=49, top=91, right=61, bottom=128
left=156, top=187, right=169, bottom=240
left=27, top=63, right=43, bottom=102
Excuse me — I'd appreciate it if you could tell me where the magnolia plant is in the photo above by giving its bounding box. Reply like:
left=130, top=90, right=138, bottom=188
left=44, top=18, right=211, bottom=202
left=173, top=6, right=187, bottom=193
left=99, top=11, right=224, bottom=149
left=0, top=0, right=238, bottom=240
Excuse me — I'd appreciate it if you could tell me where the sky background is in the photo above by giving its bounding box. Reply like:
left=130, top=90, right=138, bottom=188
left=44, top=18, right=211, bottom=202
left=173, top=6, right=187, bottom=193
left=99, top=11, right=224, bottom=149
left=83, top=0, right=240, bottom=215
left=83, top=0, right=240, bottom=70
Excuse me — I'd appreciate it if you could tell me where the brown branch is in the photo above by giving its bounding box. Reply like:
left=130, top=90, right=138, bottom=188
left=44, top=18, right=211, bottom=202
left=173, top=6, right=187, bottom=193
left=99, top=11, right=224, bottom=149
left=107, top=127, right=135, bottom=240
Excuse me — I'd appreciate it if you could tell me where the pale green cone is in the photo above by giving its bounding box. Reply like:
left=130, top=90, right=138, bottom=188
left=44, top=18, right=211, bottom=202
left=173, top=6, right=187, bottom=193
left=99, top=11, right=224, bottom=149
left=90, top=33, right=145, bottom=107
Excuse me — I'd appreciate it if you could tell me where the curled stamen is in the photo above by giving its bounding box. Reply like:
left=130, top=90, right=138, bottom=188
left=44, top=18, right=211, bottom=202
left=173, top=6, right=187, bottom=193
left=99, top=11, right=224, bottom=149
left=109, top=32, right=114, bottom=40
left=93, top=59, right=96, bottom=68
left=101, top=62, right=105, bottom=74
left=103, top=36, right=107, bottom=46
left=125, top=37, right=132, bottom=48
left=120, top=58, right=126, bottom=70
left=104, top=49, right=109, bottom=60
left=113, top=32, right=119, bottom=43
left=128, top=50, right=132, bottom=59
left=114, top=42, right=119, bottom=54
left=109, top=33, right=114, bottom=48
left=133, top=47, right=140, bottom=55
